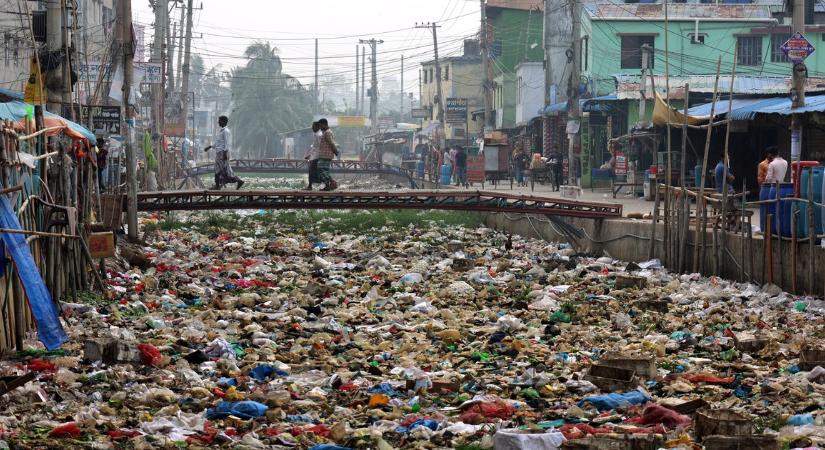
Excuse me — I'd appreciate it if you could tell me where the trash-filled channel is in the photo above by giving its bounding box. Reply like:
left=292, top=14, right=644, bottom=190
left=2, top=177, right=825, bottom=449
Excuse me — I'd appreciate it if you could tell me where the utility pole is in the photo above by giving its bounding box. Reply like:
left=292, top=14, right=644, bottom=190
left=416, top=22, right=445, bottom=149
left=355, top=46, right=359, bottom=115
left=60, top=0, right=73, bottom=118
left=152, top=0, right=168, bottom=135
left=791, top=0, right=807, bottom=168
left=46, top=0, right=62, bottom=112
left=359, top=39, right=383, bottom=133
left=120, top=0, right=138, bottom=240
left=638, top=44, right=651, bottom=128
left=400, top=55, right=404, bottom=120
left=315, top=39, right=319, bottom=115
left=361, top=47, right=366, bottom=116
left=568, top=0, right=581, bottom=186
left=168, top=20, right=176, bottom=96
left=176, top=4, right=185, bottom=91
left=481, top=0, right=494, bottom=130
left=180, top=0, right=195, bottom=128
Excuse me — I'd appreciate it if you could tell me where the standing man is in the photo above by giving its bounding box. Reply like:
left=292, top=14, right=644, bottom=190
left=765, top=147, right=788, bottom=184
left=757, top=149, right=774, bottom=186
left=204, top=115, right=244, bottom=190
left=714, top=157, right=735, bottom=193
left=455, top=145, right=468, bottom=188
left=96, top=136, right=108, bottom=191
left=317, top=118, right=339, bottom=191
left=550, top=147, right=563, bottom=191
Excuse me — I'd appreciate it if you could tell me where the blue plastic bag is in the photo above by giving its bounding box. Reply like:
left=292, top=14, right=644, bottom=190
left=309, top=445, right=352, bottom=450
left=577, top=391, right=650, bottom=411
left=0, top=196, right=66, bottom=350
left=367, top=382, right=400, bottom=398
left=395, top=419, right=440, bottom=433
left=205, top=401, right=268, bottom=420
left=249, top=364, right=288, bottom=381
left=787, top=414, right=814, bottom=426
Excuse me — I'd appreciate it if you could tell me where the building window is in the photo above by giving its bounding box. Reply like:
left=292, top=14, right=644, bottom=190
left=737, top=36, right=762, bottom=66
left=620, top=35, right=654, bottom=69
left=771, top=33, right=790, bottom=63
left=444, top=66, right=449, bottom=81
left=582, top=36, right=589, bottom=71
left=429, top=68, right=433, bottom=84
left=517, top=76, right=522, bottom=103
left=423, top=69, right=427, bottom=84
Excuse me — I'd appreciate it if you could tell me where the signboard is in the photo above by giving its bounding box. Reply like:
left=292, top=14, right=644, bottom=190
left=24, top=58, right=46, bottom=104
left=336, top=116, right=368, bottom=128
left=80, top=62, right=162, bottom=84
left=781, top=32, right=815, bottom=64
left=378, top=116, right=395, bottom=129
left=411, top=108, right=429, bottom=119
left=445, top=98, right=468, bottom=123
left=62, top=105, right=121, bottom=135
left=467, top=155, right=485, bottom=183
left=614, top=150, right=627, bottom=176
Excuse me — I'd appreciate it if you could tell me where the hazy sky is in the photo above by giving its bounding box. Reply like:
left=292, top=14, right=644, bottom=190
left=133, top=0, right=481, bottom=91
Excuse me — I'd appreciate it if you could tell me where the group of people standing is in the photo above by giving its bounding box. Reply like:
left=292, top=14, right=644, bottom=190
left=443, top=145, right=468, bottom=187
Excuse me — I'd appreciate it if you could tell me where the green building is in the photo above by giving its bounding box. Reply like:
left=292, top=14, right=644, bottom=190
left=486, top=0, right=545, bottom=129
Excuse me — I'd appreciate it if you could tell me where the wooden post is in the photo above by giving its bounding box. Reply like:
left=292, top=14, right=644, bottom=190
left=776, top=181, right=783, bottom=288
left=766, top=213, right=773, bottom=284
left=792, top=209, right=797, bottom=293
left=740, top=178, right=746, bottom=282
left=808, top=168, right=815, bottom=294
left=678, top=84, right=690, bottom=273
left=693, top=56, right=722, bottom=273
left=719, top=49, right=737, bottom=279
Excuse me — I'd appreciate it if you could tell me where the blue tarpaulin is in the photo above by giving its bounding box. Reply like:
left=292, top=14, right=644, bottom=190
left=0, top=101, right=96, bottom=141
left=0, top=196, right=67, bottom=350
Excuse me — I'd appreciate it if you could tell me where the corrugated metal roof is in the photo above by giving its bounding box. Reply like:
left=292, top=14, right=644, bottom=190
left=487, top=0, right=543, bottom=11
left=587, top=3, right=774, bottom=19
left=686, top=98, right=769, bottom=119
left=728, top=95, right=825, bottom=120
left=614, top=74, right=825, bottom=99
left=544, top=95, right=618, bottom=114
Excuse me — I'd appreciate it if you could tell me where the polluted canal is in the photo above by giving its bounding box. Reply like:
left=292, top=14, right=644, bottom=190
left=3, top=177, right=825, bottom=449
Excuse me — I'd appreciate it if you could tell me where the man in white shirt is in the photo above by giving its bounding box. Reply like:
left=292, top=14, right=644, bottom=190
left=765, top=147, right=788, bottom=184
left=304, top=121, right=321, bottom=190
left=204, top=115, right=244, bottom=190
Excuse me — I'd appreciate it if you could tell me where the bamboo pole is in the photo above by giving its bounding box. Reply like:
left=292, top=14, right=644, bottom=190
left=693, top=56, right=723, bottom=273
left=678, top=84, right=690, bottom=273
left=776, top=182, right=783, bottom=288
left=808, top=168, right=815, bottom=294
left=663, top=0, right=672, bottom=270
left=792, top=210, right=797, bottom=293
left=740, top=178, right=746, bottom=282
left=718, top=50, right=737, bottom=279
left=650, top=183, right=661, bottom=260
left=767, top=213, right=774, bottom=284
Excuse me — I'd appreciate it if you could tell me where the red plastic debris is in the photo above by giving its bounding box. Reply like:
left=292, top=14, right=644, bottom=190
left=306, top=424, right=331, bottom=437
left=137, top=343, right=162, bottom=366
left=27, top=358, right=56, bottom=372
left=682, top=374, right=735, bottom=384
left=624, top=404, right=692, bottom=429
left=108, top=430, right=141, bottom=439
left=49, top=422, right=81, bottom=438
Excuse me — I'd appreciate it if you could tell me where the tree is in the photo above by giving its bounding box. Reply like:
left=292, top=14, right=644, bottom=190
left=230, top=42, right=314, bottom=157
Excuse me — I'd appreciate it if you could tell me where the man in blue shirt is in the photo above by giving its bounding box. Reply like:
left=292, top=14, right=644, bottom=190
left=714, top=158, right=734, bottom=193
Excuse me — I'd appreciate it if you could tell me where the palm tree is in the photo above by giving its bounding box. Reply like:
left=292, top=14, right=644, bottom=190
left=230, top=42, right=314, bottom=158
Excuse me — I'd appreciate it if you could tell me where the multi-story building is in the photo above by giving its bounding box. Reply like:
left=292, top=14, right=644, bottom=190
left=420, top=40, right=483, bottom=146
left=486, top=0, right=544, bottom=129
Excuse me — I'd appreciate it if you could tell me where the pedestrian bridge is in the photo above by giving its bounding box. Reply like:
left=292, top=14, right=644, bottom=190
left=186, top=159, right=426, bottom=188
left=133, top=189, right=623, bottom=219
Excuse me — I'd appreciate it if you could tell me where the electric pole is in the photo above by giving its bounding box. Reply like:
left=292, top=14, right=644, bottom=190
left=791, top=0, right=807, bottom=168
left=315, top=38, right=319, bottom=115
left=176, top=4, right=185, bottom=91
left=120, top=0, right=138, bottom=240
left=568, top=0, right=581, bottom=186
left=46, top=0, right=62, bottom=112
left=151, top=0, right=168, bottom=135
left=168, top=20, right=176, bottom=97
left=361, top=47, right=366, bottom=116
left=638, top=44, right=651, bottom=128
left=355, top=46, right=360, bottom=115
left=416, top=22, right=445, bottom=149
left=481, top=0, right=494, bottom=130
left=359, top=39, right=383, bottom=132
left=400, top=55, right=404, bottom=120
left=180, top=0, right=194, bottom=127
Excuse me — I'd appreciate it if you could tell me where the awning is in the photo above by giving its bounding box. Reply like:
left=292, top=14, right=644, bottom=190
left=614, top=74, right=825, bottom=100
left=0, top=101, right=95, bottom=141
left=543, top=95, right=618, bottom=115
left=654, top=94, right=825, bottom=124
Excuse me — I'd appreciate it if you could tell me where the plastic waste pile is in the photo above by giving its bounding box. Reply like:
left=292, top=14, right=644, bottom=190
left=1, top=199, right=825, bottom=449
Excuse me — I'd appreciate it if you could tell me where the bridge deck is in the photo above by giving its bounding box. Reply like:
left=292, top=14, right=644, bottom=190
left=134, top=189, right=623, bottom=219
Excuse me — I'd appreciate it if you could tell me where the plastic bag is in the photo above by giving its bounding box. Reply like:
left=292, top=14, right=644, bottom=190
left=493, top=429, right=566, bottom=450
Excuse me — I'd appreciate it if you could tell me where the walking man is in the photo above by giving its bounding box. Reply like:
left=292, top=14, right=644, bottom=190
left=455, top=145, right=468, bottom=188
left=204, top=115, right=244, bottom=190
left=317, top=118, right=339, bottom=191
left=304, top=121, right=321, bottom=190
